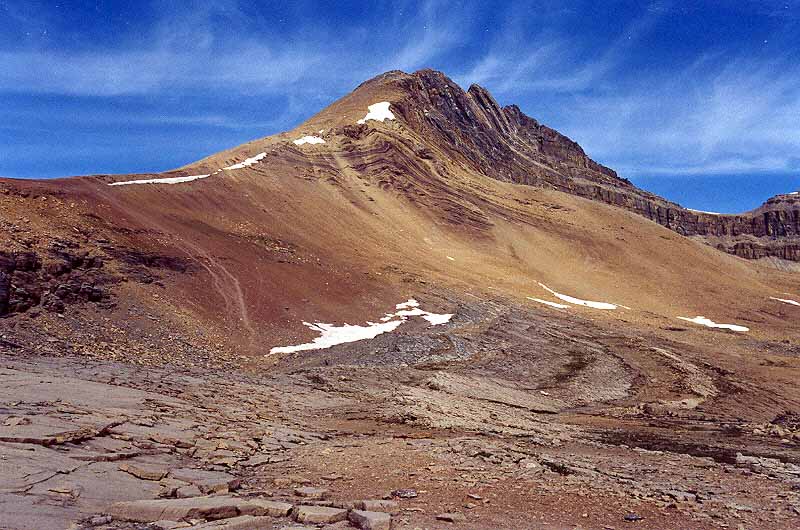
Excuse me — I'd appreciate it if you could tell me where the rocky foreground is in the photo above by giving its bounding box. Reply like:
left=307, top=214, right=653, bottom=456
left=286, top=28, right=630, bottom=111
left=3, top=323, right=800, bottom=530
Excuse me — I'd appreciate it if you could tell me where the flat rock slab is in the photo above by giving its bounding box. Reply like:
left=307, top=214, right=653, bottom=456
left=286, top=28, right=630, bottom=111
left=0, top=368, right=165, bottom=410
left=109, top=495, right=242, bottom=522
left=108, top=495, right=293, bottom=523
left=293, top=505, right=348, bottom=524
left=119, top=462, right=168, bottom=481
left=169, top=468, right=240, bottom=493
left=436, top=512, right=467, bottom=523
left=0, top=491, right=83, bottom=530
left=176, top=484, right=203, bottom=498
left=0, top=418, right=122, bottom=447
left=153, top=521, right=192, bottom=529
left=349, top=509, right=392, bottom=530
left=357, top=499, right=400, bottom=513
left=239, top=498, right=294, bottom=517
left=191, top=515, right=276, bottom=529
left=0, top=442, right=82, bottom=493
left=294, top=486, right=328, bottom=499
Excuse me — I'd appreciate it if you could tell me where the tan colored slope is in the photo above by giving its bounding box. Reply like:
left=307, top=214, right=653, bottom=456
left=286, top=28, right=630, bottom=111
left=4, top=137, right=795, bottom=355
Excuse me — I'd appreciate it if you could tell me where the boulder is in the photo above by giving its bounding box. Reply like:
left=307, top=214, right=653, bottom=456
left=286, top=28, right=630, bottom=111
left=349, top=509, right=392, bottom=530
left=108, top=496, right=241, bottom=522
left=293, top=505, right=348, bottom=524
left=294, top=486, right=328, bottom=499
left=357, top=499, right=399, bottom=513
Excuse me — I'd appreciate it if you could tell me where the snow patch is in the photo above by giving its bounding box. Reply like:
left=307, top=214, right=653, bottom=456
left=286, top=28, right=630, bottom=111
left=357, top=101, right=395, bottom=124
left=537, top=282, right=618, bottom=310
left=223, top=152, right=266, bottom=170
left=396, top=299, right=420, bottom=310
left=269, top=320, right=404, bottom=355
left=688, top=208, right=721, bottom=215
left=394, top=306, right=454, bottom=325
left=527, top=297, right=570, bottom=309
left=108, top=174, right=210, bottom=186
left=677, top=316, right=749, bottom=332
left=293, top=135, right=326, bottom=146
left=770, top=296, right=800, bottom=307
left=269, top=298, right=452, bottom=354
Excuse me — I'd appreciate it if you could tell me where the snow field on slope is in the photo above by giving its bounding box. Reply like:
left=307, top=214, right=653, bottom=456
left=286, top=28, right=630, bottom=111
left=537, top=282, right=619, bottom=310
left=223, top=152, right=267, bottom=170
left=269, top=298, right=452, bottom=354
left=109, top=151, right=268, bottom=186
left=677, top=316, right=749, bottom=332
left=108, top=174, right=211, bottom=186
left=770, top=296, right=800, bottom=307
left=293, top=136, right=326, bottom=145
left=357, top=101, right=395, bottom=124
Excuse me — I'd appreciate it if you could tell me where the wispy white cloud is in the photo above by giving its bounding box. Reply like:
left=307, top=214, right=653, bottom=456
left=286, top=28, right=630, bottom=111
left=555, top=55, right=800, bottom=177
left=451, top=3, right=800, bottom=178
left=456, top=7, right=660, bottom=94
left=383, top=0, right=465, bottom=72
left=0, top=44, right=329, bottom=96
left=0, top=0, right=466, bottom=98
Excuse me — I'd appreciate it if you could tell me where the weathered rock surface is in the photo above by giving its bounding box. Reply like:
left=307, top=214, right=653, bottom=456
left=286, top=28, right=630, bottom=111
left=169, top=468, right=240, bottom=494
left=294, top=486, right=329, bottom=499
left=357, top=499, right=399, bottom=513
left=108, top=496, right=243, bottom=522
left=436, top=512, right=467, bottom=523
left=192, top=515, right=277, bottom=529
left=293, top=505, right=348, bottom=524
left=364, top=69, right=800, bottom=261
left=349, top=509, right=392, bottom=530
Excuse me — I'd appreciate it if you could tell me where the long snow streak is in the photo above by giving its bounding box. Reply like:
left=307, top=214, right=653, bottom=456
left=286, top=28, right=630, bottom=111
left=269, top=298, right=452, bottom=355
left=108, top=174, right=211, bottom=186
left=677, top=316, right=749, bottom=332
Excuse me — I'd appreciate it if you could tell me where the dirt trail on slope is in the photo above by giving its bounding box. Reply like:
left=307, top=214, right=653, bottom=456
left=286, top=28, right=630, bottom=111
left=93, top=186, right=257, bottom=343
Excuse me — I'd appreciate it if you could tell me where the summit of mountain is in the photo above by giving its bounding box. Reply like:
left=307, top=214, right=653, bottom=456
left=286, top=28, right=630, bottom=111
left=182, top=68, right=800, bottom=262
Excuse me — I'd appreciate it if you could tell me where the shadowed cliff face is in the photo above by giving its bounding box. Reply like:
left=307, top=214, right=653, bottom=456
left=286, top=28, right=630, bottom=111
left=350, top=69, right=799, bottom=262
left=365, top=69, right=625, bottom=191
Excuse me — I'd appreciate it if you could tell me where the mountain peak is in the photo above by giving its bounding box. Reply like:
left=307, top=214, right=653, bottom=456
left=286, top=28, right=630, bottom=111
left=329, top=67, right=621, bottom=190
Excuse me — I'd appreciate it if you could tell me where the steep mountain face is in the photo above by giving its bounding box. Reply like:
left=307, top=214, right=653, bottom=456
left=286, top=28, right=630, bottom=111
left=339, top=70, right=800, bottom=261
left=361, top=70, right=625, bottom=190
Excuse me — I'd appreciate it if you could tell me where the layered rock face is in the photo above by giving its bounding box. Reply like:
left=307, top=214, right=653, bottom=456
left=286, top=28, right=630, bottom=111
left=364, top=69, right=799, bottom=261
left=0, top=246, right=107, bottom=317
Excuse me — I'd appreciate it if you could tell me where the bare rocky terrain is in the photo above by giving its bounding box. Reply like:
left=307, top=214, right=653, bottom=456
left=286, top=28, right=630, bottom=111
left=1, top=69, right=799, bottom=529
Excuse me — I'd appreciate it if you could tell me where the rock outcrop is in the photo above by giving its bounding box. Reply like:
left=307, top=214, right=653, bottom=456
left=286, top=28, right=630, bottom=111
left=0, top=247, right=107, bottom=317
left=357, top=69, right=799, bottom=261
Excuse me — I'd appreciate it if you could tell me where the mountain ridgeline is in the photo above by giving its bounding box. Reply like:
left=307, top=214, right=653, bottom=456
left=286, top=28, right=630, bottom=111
left=356, top=70, right=800, bottom=261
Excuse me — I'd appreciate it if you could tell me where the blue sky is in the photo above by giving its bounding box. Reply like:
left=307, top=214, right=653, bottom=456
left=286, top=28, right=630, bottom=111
left=1, top=0, right=798, bottom=213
